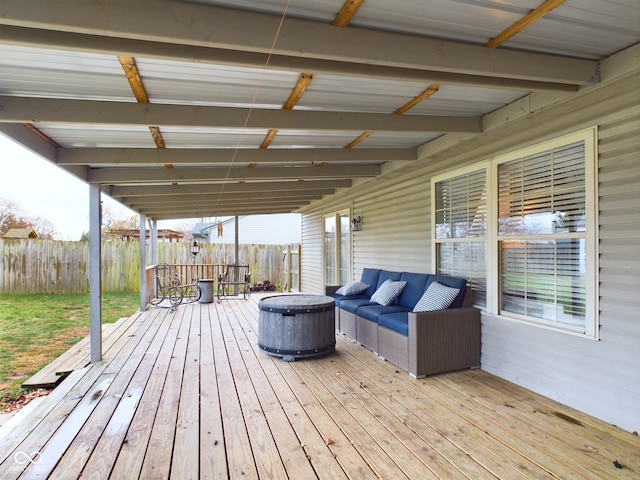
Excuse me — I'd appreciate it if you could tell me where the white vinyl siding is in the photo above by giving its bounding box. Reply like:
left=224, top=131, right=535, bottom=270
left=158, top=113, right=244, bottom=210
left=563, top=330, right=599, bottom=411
left=301, top=211, right=323, bottom=293
left=301, top=63, right=639, bottom=431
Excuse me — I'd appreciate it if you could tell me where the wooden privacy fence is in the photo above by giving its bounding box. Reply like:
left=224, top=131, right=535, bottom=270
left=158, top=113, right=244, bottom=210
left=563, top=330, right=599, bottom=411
left=0, top=239, right=299, bottom=295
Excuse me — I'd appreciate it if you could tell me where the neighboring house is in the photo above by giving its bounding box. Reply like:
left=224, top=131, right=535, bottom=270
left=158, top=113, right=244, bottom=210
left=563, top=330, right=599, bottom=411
left=194, top=214, right=302, bottom=245
left=2, top=228, right=38, bottom=239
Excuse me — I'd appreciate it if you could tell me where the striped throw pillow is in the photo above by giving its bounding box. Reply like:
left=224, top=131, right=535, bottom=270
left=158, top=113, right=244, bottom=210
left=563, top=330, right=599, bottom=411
left=413, top=281, right=460, bottom=312
left=371, top=279, right=407, bottom=306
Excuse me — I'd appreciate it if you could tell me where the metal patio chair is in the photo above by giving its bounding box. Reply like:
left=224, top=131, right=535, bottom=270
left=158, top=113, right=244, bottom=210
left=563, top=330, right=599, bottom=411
left=218, top=265, right=251, bottom=301
left=150, top=263, right=201, bottom=311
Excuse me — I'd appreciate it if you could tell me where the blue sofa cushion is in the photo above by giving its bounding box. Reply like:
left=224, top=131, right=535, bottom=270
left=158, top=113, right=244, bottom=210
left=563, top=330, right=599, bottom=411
left=396, top=272, right=430, bottom=308
left=339, top=297, right=376, bottom=314
left=376, top=270, right=402, bottom=288
left=357, top=303, right=411, bottom=322
left=378, top=312, right=409, bottom=336
left=327, top=293, right=369, bottom=307
left=426, top=275, right=467, bottom=308
left=328, top=268, right=381, bottom=307
left=360, top=268, right=382, bottom=298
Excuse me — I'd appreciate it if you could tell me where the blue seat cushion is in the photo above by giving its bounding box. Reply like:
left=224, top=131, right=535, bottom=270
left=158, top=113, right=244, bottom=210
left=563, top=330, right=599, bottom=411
left=340, top=297, right=376, bottom=314
left=357, top=304, right=411, bottom=322
left=378, top=312, right=409, bottom=336
left=360, top=268, right=382, bottom=298
left=396, top=272, right=430, bottom=308
left=327, top=293, right=369, bottom=307
left=426, top=275, right=467, bottom=308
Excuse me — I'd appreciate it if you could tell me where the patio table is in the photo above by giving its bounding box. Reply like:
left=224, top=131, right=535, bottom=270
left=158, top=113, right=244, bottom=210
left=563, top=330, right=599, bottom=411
left=258, top=294, right=335, bottom=361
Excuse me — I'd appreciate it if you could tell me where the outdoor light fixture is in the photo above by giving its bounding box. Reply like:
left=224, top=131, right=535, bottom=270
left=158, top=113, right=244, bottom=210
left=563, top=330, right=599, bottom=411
left=351, top=215, right=362, bottom=232
left=190, top=239, right=200, bottom=258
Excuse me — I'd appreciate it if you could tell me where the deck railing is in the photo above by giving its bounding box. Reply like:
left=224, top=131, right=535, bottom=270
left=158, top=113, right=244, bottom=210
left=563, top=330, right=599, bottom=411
left=146, top=263, right=227, bottom=304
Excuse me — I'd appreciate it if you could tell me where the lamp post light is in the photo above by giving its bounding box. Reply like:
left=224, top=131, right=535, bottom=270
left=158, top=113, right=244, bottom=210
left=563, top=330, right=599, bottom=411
left=190, top=239, right=200, bottom=261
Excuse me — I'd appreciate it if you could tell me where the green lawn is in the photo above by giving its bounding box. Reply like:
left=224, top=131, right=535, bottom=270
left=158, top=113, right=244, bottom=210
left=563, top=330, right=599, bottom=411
left=0, top=292, right=140, bottom=404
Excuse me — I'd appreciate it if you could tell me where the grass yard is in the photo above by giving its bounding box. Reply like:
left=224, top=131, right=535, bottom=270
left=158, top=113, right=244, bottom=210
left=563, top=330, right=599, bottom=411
left=0, top=292, right=140, bottom=405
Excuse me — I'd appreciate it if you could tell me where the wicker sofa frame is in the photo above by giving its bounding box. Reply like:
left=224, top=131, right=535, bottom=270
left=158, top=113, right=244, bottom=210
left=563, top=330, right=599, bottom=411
left=327, top=271, right=480, bottom=378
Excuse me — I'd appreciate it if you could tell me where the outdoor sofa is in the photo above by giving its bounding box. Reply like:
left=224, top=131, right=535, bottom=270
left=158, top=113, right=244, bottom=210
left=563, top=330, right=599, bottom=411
left=326, top=268, right=480, bottom=378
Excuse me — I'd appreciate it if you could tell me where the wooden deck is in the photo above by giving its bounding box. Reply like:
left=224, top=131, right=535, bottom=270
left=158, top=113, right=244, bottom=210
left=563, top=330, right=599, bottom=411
left=1, top=294, right=639, bottom=479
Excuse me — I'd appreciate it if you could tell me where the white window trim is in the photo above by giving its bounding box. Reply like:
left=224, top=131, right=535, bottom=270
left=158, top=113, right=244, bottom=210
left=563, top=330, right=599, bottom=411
left=432, top=128, right=599, bottom=339
left=323, top=209, right=351, bottom=286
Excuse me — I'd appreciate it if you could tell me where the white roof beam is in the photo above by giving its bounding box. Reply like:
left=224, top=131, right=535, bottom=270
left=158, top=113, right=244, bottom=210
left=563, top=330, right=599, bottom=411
left=0, top=97, right=480, bottom=133
left=89, top=165, right=380, bottom=184
left=57, top=147, right=415, bottom=166
left=0, top=25, right=577, bottom=92
left=133, top=198, right=309, bottom=213
left=0, top=1, right=598, bottom=87
left=107, top=179, right=351, bottom=197
left=121, top=190, right=333, bottom=206
left=141, top=205, right=297, bottom=219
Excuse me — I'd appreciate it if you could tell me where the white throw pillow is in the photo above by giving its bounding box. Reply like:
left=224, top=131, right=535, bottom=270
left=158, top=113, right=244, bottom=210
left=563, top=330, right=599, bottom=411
left=413, top=281, right=460, bottom=312
left=335, top=281, right=369, bottom=296
left=371, top=279, right=407, bottom=306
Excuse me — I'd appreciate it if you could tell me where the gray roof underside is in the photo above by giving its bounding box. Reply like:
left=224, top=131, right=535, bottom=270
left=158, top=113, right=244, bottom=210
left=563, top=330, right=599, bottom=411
left=0, top=0, right=638, bottom=220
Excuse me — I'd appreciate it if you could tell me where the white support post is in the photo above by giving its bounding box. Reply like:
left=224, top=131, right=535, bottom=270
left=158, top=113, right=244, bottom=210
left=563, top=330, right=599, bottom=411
left=89, top=184, right=102, bottom=363
left=140, top=214, right=147, bottom=311
left=234, top=216, right=240, bottom=295
left=234, top=215, right=239, bottom=264
left=149, top=219, right=157, bottom=302
left=150, top=219, right=158, bottom=265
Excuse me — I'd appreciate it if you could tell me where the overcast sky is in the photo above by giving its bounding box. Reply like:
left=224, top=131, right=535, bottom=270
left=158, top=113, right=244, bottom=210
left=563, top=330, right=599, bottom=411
left=0, top=133, right=183, bottom=240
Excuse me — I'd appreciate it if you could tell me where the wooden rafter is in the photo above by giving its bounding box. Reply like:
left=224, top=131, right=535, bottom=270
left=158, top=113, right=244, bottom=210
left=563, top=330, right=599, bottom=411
left=344, top=83, right=441, bottom=147
left=344, top=131, right=373, bottom=149
left=283, top=73, right=313, bottom=109
left=394, top=84, right=441, bottom=115
left=148, top=126, right=165, bottom=149
left=333, top=0, right=366, bottom=27
left=260, top=72, right=313, bottom=149
left=117, top=56, right=149, bottom=103
left=117, top=55, right=169, bottom=165
left=343, top=0, right=564, bottom=148
left=23, top=123, right=59, bottom=147
left=485, top=0, right=566, bottom=48
left=260, top=129, right=278, bottom=149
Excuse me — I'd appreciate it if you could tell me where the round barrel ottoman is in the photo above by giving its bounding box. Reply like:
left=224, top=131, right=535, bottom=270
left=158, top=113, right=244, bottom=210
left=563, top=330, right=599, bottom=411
left=258, top=294, right=336, bottom=361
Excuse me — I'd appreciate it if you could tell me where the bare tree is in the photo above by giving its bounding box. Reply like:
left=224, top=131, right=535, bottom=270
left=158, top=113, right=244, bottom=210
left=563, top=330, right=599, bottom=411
left=0, top=197, right=57, bottom=239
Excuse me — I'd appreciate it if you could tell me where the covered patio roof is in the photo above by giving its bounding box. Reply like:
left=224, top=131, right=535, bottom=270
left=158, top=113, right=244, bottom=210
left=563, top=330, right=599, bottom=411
left=1, top=0, right=638, bottom=220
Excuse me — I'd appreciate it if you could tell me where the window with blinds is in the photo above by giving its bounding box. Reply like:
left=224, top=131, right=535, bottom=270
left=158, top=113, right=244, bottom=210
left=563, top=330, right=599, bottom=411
left=434, top=168, right=488, bottom=307
left=498, top=141, right=586, bottom=327
left=432, top=128, right=596, bottom=336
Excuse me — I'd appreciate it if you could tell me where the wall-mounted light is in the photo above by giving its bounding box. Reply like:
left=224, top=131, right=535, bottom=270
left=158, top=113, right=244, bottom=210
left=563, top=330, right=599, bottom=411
left=350, top=215, right=362, bottom=232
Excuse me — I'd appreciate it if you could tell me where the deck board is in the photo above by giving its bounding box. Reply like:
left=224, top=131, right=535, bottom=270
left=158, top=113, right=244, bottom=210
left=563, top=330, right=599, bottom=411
left=22, top=313, right=143, bottom=389
left=1, top=294, right=639, bottom=479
